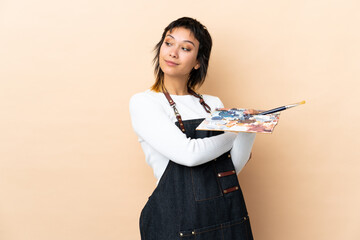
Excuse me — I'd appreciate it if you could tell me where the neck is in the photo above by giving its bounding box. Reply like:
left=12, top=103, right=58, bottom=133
left=163, top=76, right=189, bottom=95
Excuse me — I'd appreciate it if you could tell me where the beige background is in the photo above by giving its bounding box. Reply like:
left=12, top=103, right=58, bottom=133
left=1, top=0, right=359, bottom=239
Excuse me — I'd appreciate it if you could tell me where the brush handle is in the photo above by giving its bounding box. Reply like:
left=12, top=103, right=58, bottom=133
left=258, top=106, right=286, bottom=115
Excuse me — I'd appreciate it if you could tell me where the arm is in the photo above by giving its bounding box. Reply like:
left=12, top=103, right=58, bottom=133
left=129, top=93, right=237, bottom=167
left=215, top=99, right=256, bottom=174
left=231, top=133, right=256, bottom=174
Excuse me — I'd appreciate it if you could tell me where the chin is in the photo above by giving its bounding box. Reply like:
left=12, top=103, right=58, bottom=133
left=161, top=67, right=179, bottom=76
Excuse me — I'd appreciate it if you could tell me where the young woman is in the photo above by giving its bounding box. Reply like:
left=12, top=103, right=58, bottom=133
left=130, top=17, right=256, bottom=240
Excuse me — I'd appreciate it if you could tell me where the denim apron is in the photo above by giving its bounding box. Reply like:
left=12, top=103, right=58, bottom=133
left=139, top=91, right=253, bottom=240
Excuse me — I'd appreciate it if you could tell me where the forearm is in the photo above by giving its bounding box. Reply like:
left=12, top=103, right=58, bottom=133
left=130, top=93, right=237, bottom=167
left=230, top=132, right=256, bottom=174
left=158, top=132, right=237, bottom=167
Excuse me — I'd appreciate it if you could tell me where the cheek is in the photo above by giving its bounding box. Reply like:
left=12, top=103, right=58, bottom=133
left=159, top=45, right=168, bottom=57
left=185, top=54, right=198, bottom=67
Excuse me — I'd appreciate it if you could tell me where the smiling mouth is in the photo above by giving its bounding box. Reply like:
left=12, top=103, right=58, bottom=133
left=164, top=60, right=179, bottom=66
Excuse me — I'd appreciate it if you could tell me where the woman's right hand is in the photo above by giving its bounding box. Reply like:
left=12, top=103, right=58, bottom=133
left=243, top=109, right=261, bottom=115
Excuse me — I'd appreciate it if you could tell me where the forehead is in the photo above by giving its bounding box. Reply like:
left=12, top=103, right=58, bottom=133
left=165, top=27, right=199, bottom=46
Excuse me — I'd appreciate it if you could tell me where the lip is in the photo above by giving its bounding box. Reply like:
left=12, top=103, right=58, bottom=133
left=164, top=60, right=179, bottom=66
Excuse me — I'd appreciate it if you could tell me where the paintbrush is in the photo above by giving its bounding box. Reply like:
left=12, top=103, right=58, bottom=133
left=257, top=101, right=306, bottom=115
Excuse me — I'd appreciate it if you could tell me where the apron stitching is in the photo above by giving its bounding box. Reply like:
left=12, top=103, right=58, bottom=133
left=221, top=224, right=225, bottom=240
left=213, top=161, right=225, bottom=197
left=190, top=168, right=197, bottom=201
left=191, top=165, right=224, bottom=202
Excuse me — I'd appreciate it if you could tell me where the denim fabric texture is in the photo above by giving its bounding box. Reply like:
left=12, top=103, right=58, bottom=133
left=139, top=118, right=253, bottom=240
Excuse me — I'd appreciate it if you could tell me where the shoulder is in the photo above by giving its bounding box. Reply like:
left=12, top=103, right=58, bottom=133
left=130, top=89, right=154, bottom=101
left=130, top=89, right=161, bottom=105
left=129, top=89, right=166, bottom=113
left=200, top=93, right=224, bottom=109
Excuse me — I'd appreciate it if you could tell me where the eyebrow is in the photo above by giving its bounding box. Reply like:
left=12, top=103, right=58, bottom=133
left=166, top=34, right=196, bottom=47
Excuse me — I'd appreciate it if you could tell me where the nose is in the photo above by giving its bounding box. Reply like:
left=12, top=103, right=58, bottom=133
left=169, top=47, right=178, bottom=58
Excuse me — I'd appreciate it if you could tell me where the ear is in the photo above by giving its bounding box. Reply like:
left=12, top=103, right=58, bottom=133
left=194, top=62, right=200, bottom=70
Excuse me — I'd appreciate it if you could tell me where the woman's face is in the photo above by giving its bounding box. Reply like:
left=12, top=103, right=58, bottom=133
left=159, top=27, right=200, bottom=80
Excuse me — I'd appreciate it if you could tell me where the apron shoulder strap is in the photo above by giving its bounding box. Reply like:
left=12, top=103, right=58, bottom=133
left=162, top=88, right=212, bottom=133
left=188, top=88, right=211, bottom=113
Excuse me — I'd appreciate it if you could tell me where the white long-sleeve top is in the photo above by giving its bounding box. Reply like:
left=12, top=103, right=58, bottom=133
left=129, top=89, right=256, bottom=183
